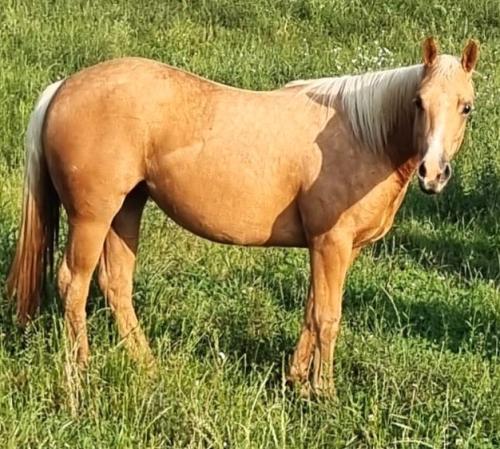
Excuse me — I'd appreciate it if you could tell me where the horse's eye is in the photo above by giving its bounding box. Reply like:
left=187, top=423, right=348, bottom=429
left=462, top=104, right=472, bottom=115
left=414, top=96, right=423, bottom=110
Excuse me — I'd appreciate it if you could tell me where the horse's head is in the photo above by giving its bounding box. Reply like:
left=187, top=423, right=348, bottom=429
left=413, top=37, right=479, bottom=194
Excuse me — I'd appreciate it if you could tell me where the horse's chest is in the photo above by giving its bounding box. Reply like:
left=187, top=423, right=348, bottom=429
left=351, top=182, right=408, bottom=247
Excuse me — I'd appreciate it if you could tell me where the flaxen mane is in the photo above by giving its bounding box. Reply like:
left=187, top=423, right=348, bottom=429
left=286, top=55, right=461, bottom=152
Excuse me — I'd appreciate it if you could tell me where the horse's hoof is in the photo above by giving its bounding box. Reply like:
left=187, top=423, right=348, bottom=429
left=311, top=382, right=336, bottom=400
left=285, top=374, right=312, bottom=399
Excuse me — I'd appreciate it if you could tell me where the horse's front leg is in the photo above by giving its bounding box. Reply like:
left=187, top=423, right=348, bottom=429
left=288, top=285, right=315, bottom=393
left=307, top=231, right=352, bottom=397
left=288, top=244, right=359, bottom=395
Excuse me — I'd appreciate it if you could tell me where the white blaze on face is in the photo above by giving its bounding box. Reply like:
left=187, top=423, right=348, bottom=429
left=426, top=122, right=444, bottom=162
left=422, top=102, right=447, bottom=180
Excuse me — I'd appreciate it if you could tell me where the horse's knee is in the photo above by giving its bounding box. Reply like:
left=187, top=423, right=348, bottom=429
left=314, top=315, right=341, bottom=347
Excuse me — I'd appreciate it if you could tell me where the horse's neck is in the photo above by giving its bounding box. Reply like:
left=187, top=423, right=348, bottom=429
left=385, top=113, right=420, bottom=186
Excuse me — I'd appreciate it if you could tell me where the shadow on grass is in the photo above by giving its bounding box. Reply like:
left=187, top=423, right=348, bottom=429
left=130, top=255, right=498, bottom=389
left=384, top=165, right=500, bottom=281
left=343, top=283, right=500, bottom=359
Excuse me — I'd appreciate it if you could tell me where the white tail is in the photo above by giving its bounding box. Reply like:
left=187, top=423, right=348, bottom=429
left=7, top=80, right=65, bottom=325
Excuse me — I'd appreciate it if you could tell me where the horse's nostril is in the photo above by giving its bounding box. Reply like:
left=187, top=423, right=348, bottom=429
left=418, top=163, right=427, bottom=178
left=443, top=163, right=452, bottom=180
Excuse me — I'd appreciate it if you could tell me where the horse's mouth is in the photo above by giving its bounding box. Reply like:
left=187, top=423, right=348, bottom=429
left=418, top=178, right=446, bottom=195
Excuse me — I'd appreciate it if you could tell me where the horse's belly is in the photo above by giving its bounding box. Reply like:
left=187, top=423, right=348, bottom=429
left=149, top=186, right=306, bottom=247
left=146, top=147, right=307, bottom=247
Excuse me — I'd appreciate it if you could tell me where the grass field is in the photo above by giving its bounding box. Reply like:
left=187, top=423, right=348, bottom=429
left=1, top=0, right=499, bottom=447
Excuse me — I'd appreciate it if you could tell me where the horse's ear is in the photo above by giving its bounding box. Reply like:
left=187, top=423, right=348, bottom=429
left=461, top=39, right=479, bottom=73
left=422, top=37, right=439, bottom=67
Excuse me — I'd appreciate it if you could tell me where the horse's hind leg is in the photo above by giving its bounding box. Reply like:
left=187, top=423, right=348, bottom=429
left=58, top=220, right=111, bottom=366
left=97, top=184, right=153, bottom=364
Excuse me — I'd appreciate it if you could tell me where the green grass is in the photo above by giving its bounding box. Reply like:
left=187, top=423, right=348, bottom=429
left=1, top=0, right=499, bottom=447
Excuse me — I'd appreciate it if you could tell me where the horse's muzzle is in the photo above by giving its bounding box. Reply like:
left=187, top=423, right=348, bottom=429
left=417, top=160, right=452, bottom=194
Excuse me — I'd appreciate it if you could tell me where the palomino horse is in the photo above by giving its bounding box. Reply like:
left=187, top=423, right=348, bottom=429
left=7, top=38, right=478, bottom=394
